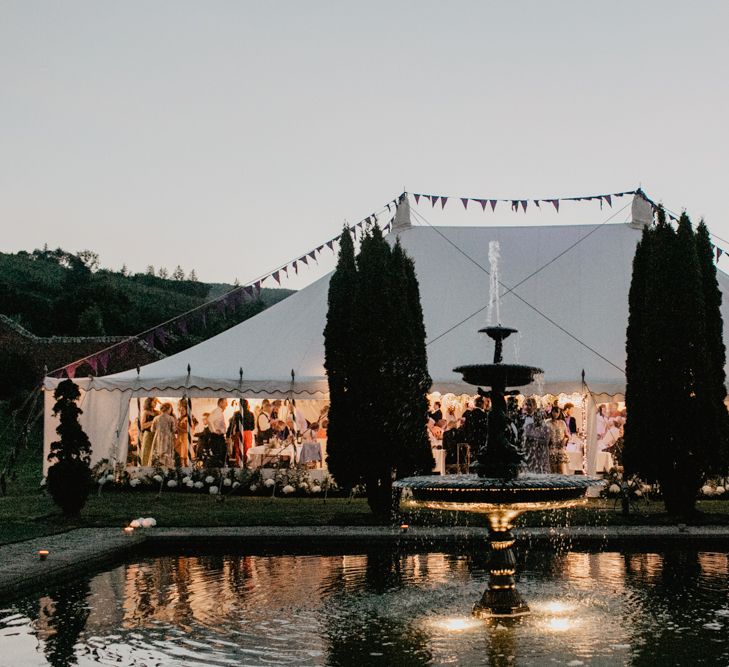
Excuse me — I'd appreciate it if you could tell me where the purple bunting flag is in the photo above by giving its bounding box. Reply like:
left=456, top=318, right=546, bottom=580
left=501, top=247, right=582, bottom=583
left=520, top=200, right=528, bottom=213
left=87, top=356, right=98, bottom=374
left=511, top=200, right=519, bottom=212
left=155, top=327, right=169, bottom=345
left=272, top=271, right=280, bottom=285
left=414, top=194, right=421, bottom=204
left=177, top=318, right=188, bottom=334
left=534, top=200, right=541, bottom=208
left=461, top=198, right=469, bottom=210
left=300, top=255, right=308, bottom=266
left=718, top=247, right=724, bottom=262
left=476, top=199, right=488, bottom=211
left=99, top=351, right=110, bottom=372
left=490, top=200, right=497, bottom=211
left=326, top=240, right=334, bottom=251
left=604, top=194, right=612, bottom=207
left=440, top=196, right=448, bottom=209
left=549, top=199, right=560, bottom=212
left=430, top=195, right=439, bottom=208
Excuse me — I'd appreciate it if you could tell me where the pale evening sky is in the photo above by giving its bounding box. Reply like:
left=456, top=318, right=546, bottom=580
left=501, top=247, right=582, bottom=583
left=2, top=1, right=728, bottom=289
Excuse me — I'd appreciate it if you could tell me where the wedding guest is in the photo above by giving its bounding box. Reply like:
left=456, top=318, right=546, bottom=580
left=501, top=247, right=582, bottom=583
left=241, top=399, right=255, bottom=461
left=463, top=396, right=489, bottom=456
left=596, top=405, right=609, bottom=441
left=208, top=398, right=228, bottom=466
left=563, top=403, right=577, bottom=435
left=140, top=397, right=159, bottom=466
left=151, top=402, right=176, bottom=467
left=256, top=400, right=274, bottom=445
left=227, top=401, right=245, bottom=467
left=176, top=398, right=197, bottom=467
left=547, top=406, right=569, bottom=474
left=521, top=398, right=550, bottom=474
left=429, top=401, right=443, bottom=423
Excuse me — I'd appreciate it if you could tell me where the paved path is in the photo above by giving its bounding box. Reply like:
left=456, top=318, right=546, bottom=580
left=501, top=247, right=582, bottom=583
left=3, top=524, right=729, bottom=601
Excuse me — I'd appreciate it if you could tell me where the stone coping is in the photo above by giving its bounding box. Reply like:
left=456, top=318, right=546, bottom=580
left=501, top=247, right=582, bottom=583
left=3, top=525, right=729, bottom=602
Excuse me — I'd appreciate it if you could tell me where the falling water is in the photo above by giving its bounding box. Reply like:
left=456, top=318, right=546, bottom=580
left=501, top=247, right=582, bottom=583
left=487, top=240, right=501, bottom=325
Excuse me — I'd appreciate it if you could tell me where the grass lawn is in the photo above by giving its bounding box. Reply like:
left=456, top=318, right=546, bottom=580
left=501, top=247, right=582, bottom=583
left=4, top=434, right=729, bottom=546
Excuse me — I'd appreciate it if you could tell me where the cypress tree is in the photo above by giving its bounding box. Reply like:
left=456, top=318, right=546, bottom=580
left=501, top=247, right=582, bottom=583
left=624, top=207, right=727, bottom=515
left=323, top=226, right=358, bottom=489
left=350, top=225, right=398, bottom=515
left=623, top=225, right=652, bottom=476
left=390, top=239, right=434, bottom=477
left=325, top=224, right=433, bottom=516
left=695, top=221, right=729, bottom=471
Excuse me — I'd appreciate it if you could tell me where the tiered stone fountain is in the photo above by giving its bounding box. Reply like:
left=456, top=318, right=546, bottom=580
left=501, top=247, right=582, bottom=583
left=395, top=324, right=600, bottom=618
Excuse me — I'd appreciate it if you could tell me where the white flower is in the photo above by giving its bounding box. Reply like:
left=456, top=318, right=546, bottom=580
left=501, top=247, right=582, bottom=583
left=194, top=481, right=204, bottom=489
left=634, top=490, right=643, bottom=497
left=167, top=479, right=177, bottom=488
left=209, top=486, right=219, bottom=495
left=205, top=475, right=215, bottom=484
left=40, top=478, right=47, bottom=487
left=106, top=474, right=115, bottom=483
left=608, top=484, right=621, bottom=495
left=186, top=480, right=194, bottom=488
left=147, top=518, right=157, bottom=527
left=299, top=482, right=309, bottom=490
left=311, top=485, right=322, bottom=494
left=232, top=481, right=241, bottom=489
left=98, top=477, right=107, bottom=485
left=153, top=474, right=163, bottom=483
left=282, top=485, right=295, bottom=495
left=717, top=486, right=726, bottom=495
left=130, top=519, right=141, bottom=528
left=223, top=478, right=232, bottom=487
left=249, top=484, right=258, bottom=492
left=264, top=478, right=275, bottom=488
left=702, top=485, right=714, bottom=496
left=129, top=478, right=141, bottom=488
left=140, top=518, right=155, bottom=528
left=182, top=476, right=191, bottom=484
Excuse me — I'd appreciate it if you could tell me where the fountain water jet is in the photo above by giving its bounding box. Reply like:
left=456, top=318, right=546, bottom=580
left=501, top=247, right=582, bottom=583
left=395, top=324, right=601, bottom=618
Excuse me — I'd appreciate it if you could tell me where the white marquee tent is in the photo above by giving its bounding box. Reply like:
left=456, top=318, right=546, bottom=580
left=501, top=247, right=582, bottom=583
left=43, top=196, right=729, bottom=475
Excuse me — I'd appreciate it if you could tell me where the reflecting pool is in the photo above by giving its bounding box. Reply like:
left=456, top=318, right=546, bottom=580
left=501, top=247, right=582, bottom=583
left=2, top=548, right=729, bottom=665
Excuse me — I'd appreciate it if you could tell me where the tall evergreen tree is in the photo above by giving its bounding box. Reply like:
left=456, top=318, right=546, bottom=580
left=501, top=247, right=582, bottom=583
left=624, top=208, right=727, bottom=514
left=325, top=225, right=433, bottom=516
left=695, top=220, right=729, bottom=470
left=324, top=226, right=358, bottom=489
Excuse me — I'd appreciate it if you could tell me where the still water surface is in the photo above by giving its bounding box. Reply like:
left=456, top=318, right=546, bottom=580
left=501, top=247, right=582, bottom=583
left=1, top=548, right=729, bottom=666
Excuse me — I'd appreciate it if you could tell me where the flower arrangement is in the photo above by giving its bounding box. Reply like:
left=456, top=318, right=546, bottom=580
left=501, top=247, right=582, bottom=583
left=89, top=463, right=336, bottom=497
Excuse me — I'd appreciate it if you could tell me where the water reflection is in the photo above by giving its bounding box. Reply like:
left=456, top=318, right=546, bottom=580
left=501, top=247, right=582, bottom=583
left=1, top=548, right=729, bottom=665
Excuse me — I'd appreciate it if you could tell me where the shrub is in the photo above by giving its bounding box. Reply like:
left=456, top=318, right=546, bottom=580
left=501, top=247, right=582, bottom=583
left=46, top=379, right=92, bottom=515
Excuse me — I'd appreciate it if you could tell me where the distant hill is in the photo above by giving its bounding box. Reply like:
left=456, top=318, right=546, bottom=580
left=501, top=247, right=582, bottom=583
left=0, top=247, right=294, bottom=394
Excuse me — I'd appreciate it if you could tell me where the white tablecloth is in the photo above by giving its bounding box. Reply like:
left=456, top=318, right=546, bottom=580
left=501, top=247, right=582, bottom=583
left=567, top=450, right=613, bottom=473
left=432, top=447, right=446, bottom=475
left=247, top=444, right=296, bottom=469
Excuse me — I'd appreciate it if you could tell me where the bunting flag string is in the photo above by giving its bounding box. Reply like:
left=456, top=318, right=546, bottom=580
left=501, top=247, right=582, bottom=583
left=411, top=188, right=637, bottom=213
left=51, top=193, right=405, bottom=378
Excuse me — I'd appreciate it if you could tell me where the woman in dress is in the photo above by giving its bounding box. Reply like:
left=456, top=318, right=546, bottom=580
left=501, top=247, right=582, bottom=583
left=140, top=397, right=159, bottom=466
left=521, top=397, right=551, bottom=474
left=547, top=406, right=569, bottom=474
left=151, top=402, right=177, bottom=467
left=176, top=398, right=197, bottom=467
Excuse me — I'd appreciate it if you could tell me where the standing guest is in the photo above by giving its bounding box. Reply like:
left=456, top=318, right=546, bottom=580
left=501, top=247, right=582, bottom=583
left=207, top=398, right=228, bottom=467
left=140, top=398, right=159, bottom=466
left=227, top=401, right=245, bottom=467
left=151, top=402, right=177, bottom=468
left=256, top=401, right=274, bottom=445
left=429, top=401, right=443, bottom=424
left=596, top=405, right=609, bottom=442
left=241, top=399, right=255, bottom=462
left=195, top=413, right=212, bottom=461
left=271, top=399, right=282, bottom=420
left=462, top=396, right=489, bottom=458
left=521, top=398, right=551, bottom=474
left=176, top=398, right=197, bottom=467
left=562, top=403, right=577, bottom=435
left=547, top=406, right=569, bottom=474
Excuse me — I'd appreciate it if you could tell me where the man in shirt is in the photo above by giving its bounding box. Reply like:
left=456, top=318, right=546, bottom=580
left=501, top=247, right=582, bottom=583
left=208, top=398, right=228, bottom=466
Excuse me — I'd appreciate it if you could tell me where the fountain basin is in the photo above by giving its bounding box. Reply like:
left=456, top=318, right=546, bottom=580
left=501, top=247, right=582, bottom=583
left=452, top=364, right=543, bottom=388
left=395, top=473, right=601, bottom=507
